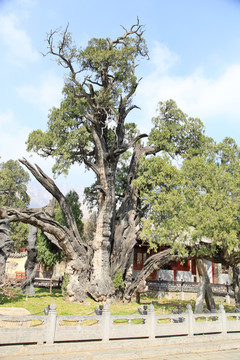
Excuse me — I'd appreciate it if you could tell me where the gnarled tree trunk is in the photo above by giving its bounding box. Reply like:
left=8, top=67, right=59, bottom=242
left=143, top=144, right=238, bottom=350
left=1, top=157, right=235, bottom=304
left=0, top=160, right=90, bottom=302
left=124, top=249, right=181, bottom=302
left=88, top=161, right=117, bottom=301
left=124, top=249, right=229, bottom=304
left=233, top=266, right=240, bottom=308
left=111, top=146, right=142, bottom=281
left=194, top=260, right=215, bottom=313
left=21, top=225, right=38, bottom=295
left=111, top=143, right=160, bottom=291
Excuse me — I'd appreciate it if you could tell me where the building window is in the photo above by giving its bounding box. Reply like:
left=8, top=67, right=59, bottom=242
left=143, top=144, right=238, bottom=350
left=134, top=247, right=147, bottom=270
left=137, top=252, right=142, bottom=266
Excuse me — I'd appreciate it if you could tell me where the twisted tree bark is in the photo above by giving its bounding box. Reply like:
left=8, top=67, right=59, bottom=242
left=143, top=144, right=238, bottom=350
left=194, top=260, right=215, bottom=313
left=21, top=225, right=38, bottom=295
left=233, top=266, right=240, bottom=308
left=124, top=249, right=181, bottom=302
left=0, top=160, right=90, bottom=302
left=1, top=157, right=238, bottom=303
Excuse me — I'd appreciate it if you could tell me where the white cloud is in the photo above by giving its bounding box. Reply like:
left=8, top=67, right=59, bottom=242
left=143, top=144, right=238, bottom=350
left=17, top=73, right=63, bottom=113
left=0, top=115, right=55, bottom=177
left=0, top=109, right=29, bottom=161
left=27, top=180, right=52, bottom=208
left=150, top=41, right=179, bottom=74
left=0, top=111, right=50, bottom=169
left=0, top=109, right=15, bottom=128
left=0, top=125, right=29, bottom=161
left=0, top=12, right=39, bottom=64
left=28, top=179, right=89, bottom=218
left=137, top=43, right=240, bottom=129
left=191, top=64, right=240, bottom=120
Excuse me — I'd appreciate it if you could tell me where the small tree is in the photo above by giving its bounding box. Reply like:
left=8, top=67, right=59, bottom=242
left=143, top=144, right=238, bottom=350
left=127, top=137, right=240, bottom=302
left=0, top=159, right=30, bottom=207
left=0, top=161, right=29, bottom=284
left=0, top=159, right=30, bottom=252
left=37, top=230, right=63, bottom=294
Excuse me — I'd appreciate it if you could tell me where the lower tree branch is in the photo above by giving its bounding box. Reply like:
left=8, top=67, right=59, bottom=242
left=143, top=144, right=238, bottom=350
left=19, top=158, right=86, bottom=250
left=0, top=206, right=87, bottom=268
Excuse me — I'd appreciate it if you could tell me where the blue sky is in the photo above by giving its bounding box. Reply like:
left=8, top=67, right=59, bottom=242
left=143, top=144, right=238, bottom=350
left=1, top=0, right=240, bottom=208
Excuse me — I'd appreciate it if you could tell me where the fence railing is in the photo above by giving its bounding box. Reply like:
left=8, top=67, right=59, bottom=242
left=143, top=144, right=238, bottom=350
left=33, top=278, right=63, bottom=289
left=1, top=303, right=240, bottom=345
left=6, top=277, right=63, bottom=289
left=148, top=280, right=233, bottom=296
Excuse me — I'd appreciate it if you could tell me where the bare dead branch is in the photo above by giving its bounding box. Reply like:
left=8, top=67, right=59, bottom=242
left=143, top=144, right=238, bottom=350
left=112, top=133, right=148, bottom=157
left=110, top=17, right=145, bottom=50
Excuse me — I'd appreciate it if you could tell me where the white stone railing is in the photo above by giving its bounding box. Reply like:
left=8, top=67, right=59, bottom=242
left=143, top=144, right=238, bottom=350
left=1, top=303, right=240, bottom=345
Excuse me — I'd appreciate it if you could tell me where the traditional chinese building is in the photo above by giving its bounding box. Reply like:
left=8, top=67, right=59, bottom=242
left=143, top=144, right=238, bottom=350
left=133, top=243, right=219, bottom=283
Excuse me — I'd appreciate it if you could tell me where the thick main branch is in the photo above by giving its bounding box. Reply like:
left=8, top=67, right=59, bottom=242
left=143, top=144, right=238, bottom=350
left=19, top=158, right=86, bottom=249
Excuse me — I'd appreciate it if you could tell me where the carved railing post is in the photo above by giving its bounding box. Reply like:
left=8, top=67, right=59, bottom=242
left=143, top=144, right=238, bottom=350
left=148, top=303, right=156, bottom=339
left=46, top=303, right=57, bottom=344
left=102, top=303, right=110, bottom=341
left=218, top=304, right=227, bottom=335
left=186, top=303, right=194, bottom=336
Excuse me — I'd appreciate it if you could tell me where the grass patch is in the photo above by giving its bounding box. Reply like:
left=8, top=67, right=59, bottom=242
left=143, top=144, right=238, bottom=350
left=0, top=289, right=236, bottom=316
left=157, top=318, right=171, bottom=324
left=113, top=319, right=129, bottom=325
left=0, top=288, right=97, bottom=315
left=113, top=318, right=145, bottom=325
left=0, top=319, right=44, bottom=328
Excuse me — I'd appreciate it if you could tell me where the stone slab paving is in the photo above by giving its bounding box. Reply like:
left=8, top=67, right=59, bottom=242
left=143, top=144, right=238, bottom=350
left=155, top=349, right=240, bottom=360
left=2, top=349, right=240, bottom=360
left=1, top=334, right=240, bottom=360
left=0, top=308, right=30, bottom=316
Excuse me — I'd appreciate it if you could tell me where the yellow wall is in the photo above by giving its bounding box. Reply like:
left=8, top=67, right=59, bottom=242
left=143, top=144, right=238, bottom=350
left=6, top=256, right=27, bottom=278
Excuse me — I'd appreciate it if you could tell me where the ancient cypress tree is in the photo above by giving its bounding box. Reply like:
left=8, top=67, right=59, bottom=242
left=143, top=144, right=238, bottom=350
left=0, top=21, right=205, bottom=302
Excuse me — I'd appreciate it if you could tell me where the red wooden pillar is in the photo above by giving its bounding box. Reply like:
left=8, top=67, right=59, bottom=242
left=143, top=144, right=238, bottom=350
left=171, top=262, right=178, bottom=281
left=212, top=262, right=215, bottom=283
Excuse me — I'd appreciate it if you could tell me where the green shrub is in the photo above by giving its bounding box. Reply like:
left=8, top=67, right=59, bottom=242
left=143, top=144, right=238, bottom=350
left=113, top=270, right=125, bottom=291
left=61, top=274, right=70, bottom=297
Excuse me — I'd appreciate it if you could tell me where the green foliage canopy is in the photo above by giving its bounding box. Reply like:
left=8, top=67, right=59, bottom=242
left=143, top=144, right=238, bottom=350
left=136, top=136, right=240, bottom=263
left=37, top=230, right=63, bottom=270
left=148, top=100, right=206, bottom=157
left=0, top=159, right=30, bottom=208
left=26, top=23, right=148, bottom=177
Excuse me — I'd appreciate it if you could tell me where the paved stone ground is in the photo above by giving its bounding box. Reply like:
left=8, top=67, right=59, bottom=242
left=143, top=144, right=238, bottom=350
left=156, top=349, right=240, bottom=359
left=2, top=348, right=240, bottom=360
left=0, top=307, right=30, bottom=316
left=1, top=334, right=240, bottom=360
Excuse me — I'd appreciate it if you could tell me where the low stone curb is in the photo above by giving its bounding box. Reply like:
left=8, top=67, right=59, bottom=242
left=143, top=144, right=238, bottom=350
left=1, top=333, right=240, bottom=359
